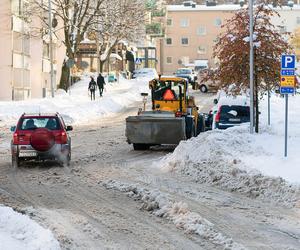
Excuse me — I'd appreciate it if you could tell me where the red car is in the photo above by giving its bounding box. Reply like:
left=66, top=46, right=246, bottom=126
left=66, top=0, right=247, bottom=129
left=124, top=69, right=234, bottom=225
left=11, top=113, right=73, bottom=167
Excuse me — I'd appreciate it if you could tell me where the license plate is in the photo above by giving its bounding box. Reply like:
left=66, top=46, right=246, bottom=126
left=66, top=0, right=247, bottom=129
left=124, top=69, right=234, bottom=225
left=19, top=151, right=37, bottom=157
left=229, top=118, right=240, bottom=122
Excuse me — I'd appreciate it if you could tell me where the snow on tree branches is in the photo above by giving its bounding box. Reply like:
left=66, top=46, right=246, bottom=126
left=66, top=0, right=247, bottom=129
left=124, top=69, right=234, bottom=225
left=26, top=0, right=145, bottom=89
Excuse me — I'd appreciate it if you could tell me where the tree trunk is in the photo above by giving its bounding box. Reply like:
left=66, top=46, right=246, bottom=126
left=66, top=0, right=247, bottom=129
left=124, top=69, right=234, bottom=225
left=59, top=61, right=70, bottom=91
left=90, top=57, right=94, bottom=71
left=99, top=60, right=104, bottom=73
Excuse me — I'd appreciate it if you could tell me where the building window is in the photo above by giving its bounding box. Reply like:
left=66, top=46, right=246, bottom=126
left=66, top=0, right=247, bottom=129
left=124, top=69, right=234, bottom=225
left=11, top=0, right=22, bottom=15
left=180, top=18, right=189, bottom=27
left=167, top=18, right=173, bottom=26
left=197, top=26, right=206, bottom=36
left=297, top=17, right=300, bottom=24
left=166, top=37, right=172, bottom=45
left=166, top=57, right=172, bottom=64
left=23, top=35, right=30, bottom=55
left=213, top=37, right=220, bottom=43
left=13, top=32, right=22, bottom=52
left=214, top=18, right=222, bottom=27
left=279, top=25, right=287, bottom=34
left=181, top=37, right=189, bottom=45
left=11, top=0, right=29, bottom=16
left=197, top=45, right=207, bottom=54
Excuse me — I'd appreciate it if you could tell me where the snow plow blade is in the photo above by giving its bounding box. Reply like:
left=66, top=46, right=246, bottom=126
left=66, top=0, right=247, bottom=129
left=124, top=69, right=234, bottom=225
left=126, top=116, right=186, bottom=145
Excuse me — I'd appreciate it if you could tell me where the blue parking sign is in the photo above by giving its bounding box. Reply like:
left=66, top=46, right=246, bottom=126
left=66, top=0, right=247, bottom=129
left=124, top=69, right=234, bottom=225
left=280, top=87, right=295, bottom=94
left=281, top=55, right=296, bottom=69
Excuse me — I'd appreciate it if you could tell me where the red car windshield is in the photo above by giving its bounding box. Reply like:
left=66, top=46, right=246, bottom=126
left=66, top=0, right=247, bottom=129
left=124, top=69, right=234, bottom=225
left=19, top=117, right=61, bottom=131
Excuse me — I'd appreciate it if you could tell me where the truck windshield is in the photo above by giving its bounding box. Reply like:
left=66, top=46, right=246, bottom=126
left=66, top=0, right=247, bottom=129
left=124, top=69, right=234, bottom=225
left=153, top=81, right=183, bottom=100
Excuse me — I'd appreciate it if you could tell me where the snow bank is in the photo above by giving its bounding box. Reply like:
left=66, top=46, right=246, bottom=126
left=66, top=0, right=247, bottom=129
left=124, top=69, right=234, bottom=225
left=103, top=180, right=245, bottom=250
left=160, top=94, right=300, bottom=208
left=0, top=74, right=149, bottom=127
left=0, top=205, right=60, bottom=250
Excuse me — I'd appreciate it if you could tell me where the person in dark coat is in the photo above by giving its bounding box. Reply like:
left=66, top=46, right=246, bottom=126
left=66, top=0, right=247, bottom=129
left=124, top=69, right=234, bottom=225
left=97, top=73, right=106, bottom=97
left=88, top=76, right=97, bottom=100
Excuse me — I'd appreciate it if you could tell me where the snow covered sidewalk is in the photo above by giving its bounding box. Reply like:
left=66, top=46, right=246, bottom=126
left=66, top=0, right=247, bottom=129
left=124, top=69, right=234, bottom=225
left=160, top=95, right=300, bottom=207
left=0, top=205, right=60, bottom=250
left=0, top=75, right=149, bottom=127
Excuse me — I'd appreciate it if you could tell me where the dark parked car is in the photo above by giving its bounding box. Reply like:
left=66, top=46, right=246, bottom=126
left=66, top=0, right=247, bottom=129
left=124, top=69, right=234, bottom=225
left=11, top=113, right=73, bottom=167
left=214, top=105, right=250, bottom=129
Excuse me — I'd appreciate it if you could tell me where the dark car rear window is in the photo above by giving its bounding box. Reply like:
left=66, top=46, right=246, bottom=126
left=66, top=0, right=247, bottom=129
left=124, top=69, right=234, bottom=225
left=19, top=117, right=61, bottom=130
left=176, top=69, right=192, bottom=74
left=220, top=105, right=250, bottom=121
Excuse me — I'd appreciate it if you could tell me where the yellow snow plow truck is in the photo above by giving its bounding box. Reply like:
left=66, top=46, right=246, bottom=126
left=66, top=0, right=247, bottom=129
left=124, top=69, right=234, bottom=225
left=126, top=76, right=205, bottom=150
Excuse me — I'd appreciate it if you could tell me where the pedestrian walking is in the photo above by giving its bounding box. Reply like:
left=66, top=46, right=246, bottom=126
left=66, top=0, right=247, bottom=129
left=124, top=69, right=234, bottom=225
left=97, top=73, right=106, bottom=97
left=88, top=76, right=97, bottom=100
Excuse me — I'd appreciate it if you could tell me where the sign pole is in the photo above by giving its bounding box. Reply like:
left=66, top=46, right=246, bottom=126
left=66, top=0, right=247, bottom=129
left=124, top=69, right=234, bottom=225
left=268, top=88, right=271, bottom=125
left=280, top=54, right=295, bottom=157
left=284, top=94, right=288, bottom=157
left=249, top=0, right=254, bottom=134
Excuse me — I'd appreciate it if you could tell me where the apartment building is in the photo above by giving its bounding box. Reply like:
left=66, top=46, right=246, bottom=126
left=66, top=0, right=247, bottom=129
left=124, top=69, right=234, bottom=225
left=159, top=2, right=300, bottom=74
left=0, top=0, right=65, bottom=101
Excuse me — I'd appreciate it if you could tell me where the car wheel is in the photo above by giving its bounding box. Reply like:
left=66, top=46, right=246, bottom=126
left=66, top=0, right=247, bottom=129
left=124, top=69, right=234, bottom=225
left=133, top=143, right=150, bottom=150
left=192, top=122, right=196, bottom=137
left=67, top=150, right=71, bottom=166
left=12, top=155, right=20, bottom=168
left=200, top=85, right=208, bottom=93
left=197, top=115, right=206, bottom=135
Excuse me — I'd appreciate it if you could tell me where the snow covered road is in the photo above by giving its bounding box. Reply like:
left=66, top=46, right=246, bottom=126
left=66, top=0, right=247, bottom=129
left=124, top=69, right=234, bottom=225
left=0, top=92, right=300, bottom=249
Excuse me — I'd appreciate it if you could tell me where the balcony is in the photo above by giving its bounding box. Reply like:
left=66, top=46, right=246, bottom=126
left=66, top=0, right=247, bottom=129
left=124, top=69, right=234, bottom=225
left=146, top=23, right=164, bottom=37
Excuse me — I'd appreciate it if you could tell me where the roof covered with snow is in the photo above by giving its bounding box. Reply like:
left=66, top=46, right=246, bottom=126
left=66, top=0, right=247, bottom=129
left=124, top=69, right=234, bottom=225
left=167, top=4, right=300, bottom=12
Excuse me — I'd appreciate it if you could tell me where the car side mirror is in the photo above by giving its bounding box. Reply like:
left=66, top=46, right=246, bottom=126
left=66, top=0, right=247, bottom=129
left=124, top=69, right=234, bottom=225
left=10, top=126, right=16, bottom=132
left=66, top=125, right=73, bottom=131
left=213, top=99, right=218, bottom=104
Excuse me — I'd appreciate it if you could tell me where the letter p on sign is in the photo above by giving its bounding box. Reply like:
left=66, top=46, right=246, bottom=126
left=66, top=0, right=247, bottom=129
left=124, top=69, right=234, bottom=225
left=281, top=55, right=296, bottom=69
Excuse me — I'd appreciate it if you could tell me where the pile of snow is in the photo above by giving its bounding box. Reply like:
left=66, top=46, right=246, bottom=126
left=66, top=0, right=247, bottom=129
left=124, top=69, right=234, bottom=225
left=0, top=205, right=60, bottom=250
left=0, top=74, right=149, bottom=127
left=103, top=180, right=245, bottom=250
left=160, top=94, right=300, bottom=208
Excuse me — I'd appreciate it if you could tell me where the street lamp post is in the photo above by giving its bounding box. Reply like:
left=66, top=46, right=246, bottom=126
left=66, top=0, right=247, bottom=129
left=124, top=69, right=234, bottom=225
left=48, top=0, right=55, bottom=98
left=249, top=0, right=254, bottom=134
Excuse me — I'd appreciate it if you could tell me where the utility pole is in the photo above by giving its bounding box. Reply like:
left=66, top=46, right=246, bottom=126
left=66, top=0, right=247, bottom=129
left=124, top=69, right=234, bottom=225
left=249, top=0, right=254, bottom=134
left=48, top=0, right=55, bottom=98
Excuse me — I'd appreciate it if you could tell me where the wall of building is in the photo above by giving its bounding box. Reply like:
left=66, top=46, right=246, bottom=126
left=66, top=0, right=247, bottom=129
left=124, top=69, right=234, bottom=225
left=0, top=0, right=66, bottom=101
left=160, top=4, right=300, bottom=74
left=162, top=8, right=234, bottom=74
left=273, top=6, right=300, bottom=33
left=0, top=1, right=13, bottom=101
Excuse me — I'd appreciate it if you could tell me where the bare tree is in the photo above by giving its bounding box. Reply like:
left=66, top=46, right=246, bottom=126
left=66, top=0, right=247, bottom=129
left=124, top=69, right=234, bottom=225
left=27, top=0, right=145, bottom=89
left=88, top=0, right=146, bottom=72
left=28, top=0, right=105, bottom=90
